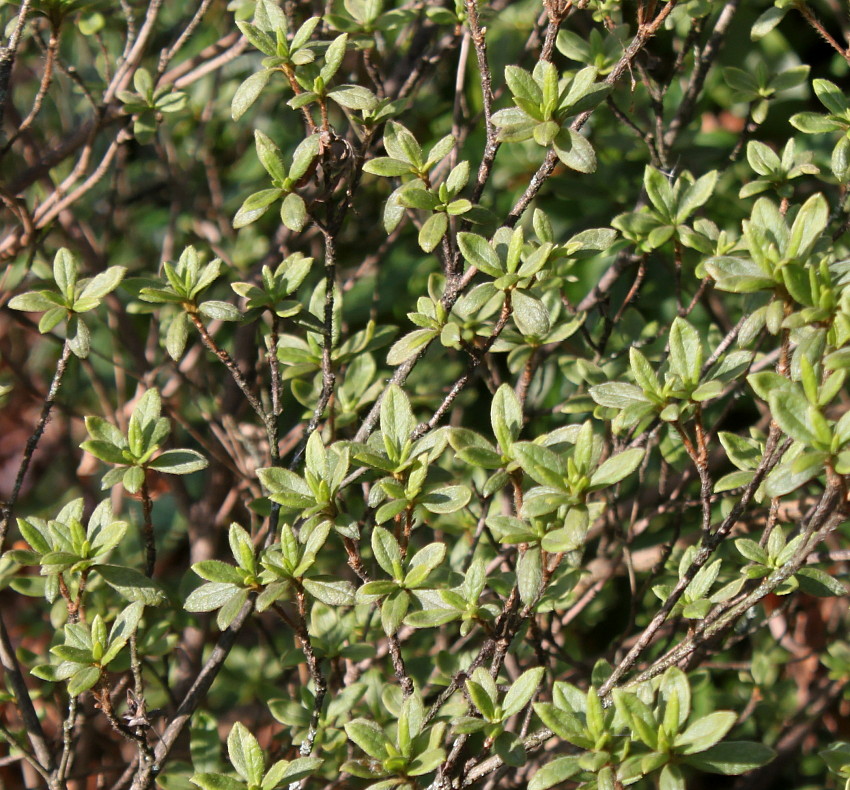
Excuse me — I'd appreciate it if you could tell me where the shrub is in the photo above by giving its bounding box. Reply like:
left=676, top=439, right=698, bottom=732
left=2, top=1, right=850, bottom=789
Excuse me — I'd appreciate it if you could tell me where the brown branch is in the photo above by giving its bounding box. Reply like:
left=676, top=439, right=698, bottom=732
left=0, top=613, right=56, bottom=779
left=597, top=425, right=787, bottom=697
left=465, top=0, right=500, bottom=205
left=1, top=24, right=59, bottom=155
left=794, top=1, right=850, bottom=66
left=0, top=0, right=32, bottom=130
left=139, top=477, right=156, bottom=577
left=292, top=588, right=327, bottom=763
left=125, top=598, right=255, bottom=790
left=0, top=340, right=72, bottom=552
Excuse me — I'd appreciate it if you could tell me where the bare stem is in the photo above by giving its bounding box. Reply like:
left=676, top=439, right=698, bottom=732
left=140, top=477, right=156, bottom=577
left=0, top=340, right=72, bottom=553
left=290, top=588, right=327, bottom=775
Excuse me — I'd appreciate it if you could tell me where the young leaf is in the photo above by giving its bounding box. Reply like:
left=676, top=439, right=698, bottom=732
left=227, top=722, right=265, bottom=786
left=502, top=666, right=545, bottom=718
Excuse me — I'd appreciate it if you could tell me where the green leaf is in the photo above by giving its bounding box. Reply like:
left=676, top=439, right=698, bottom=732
left=491, top=383, right=523, bottom=452
left=786, top=193, right=828, bottom=260
left=405, top=608, right=458, bottom=627
left=320, top=33, right=348, bottom=83
left=676, top=171, right=717, bottom=223
left=191, top=774, right=245, bottom=790
left=517, top=545, right=542, bottom=604
left=541, top=507, right=588, bottom=552
left=166, top=311, right=190, bottom=360
left=363, top=157, right=414, bottom=177
left=381, top=590, right=408, bottom=635
left=400, top=187, right=440, bottom=211
left=39, top=306, right=66, bottom=333
left=329, top=85, right=378, bottom=111
left=528, top=756, right=582, bottom=790
left=813, top=79, right=848, bottom=116
left=67, top=665, right=102, bottom=696
left=511, top=290, right=550, bottom=337
left=505, top=65, right=542, bottom=105
left=289, top=134, right=320, bottom=181
left=380, top=384, right=415, bottom=460
left=703, top=256, right=775, bottom=293
left=302, top=577, right=355, bottom=605
left=9, top=290, right=64, bottom=312
left=81, top=439, right=127, bottom=465
left=227, top=722, right=264, bottom=785
left=281, top=193, right=308, bottom=232
left=466, top=682, right=496, bottom=722
left=264, top=757, right=323, bottom=789
left=502, top=666, right=545, bottom=718
left=553, top=127, right=596, bottom=173
left=232, top=70, right=272, bottom=120
left=387, top=328, right=438, bottom=366
left=660, top=763, right=684, bottom=790
left=683, top=741, right=775, bottom=774
left=356, top=580, right=397, bottom=600
left=418, top=212, right=448, bottom=253
left=768, top=389, right=817, bottom=444
left=676, top=711, right=737, bottom=754
left=735, top=539, right=769, bottom=565
left=345, top=719, right=388, bottom=761
left=419, top=485, right=471, bottom=513
left=97, top=564, right=167, bottom=606
left=719, top=432, right=762, bottom=471
left=589, top=448, right=644, bottom=489
left=590, top=382, right=649, bottom=408
left=371, top=527, right=402, bottom=578
left=185, top=582, right=240, bottom=612
left=237, top=21, right=276, bottom=56
left=512, top=442, right=565, bottom=488
left=644, top=166, right=674, bottom=216
left=457, top=232, right=502, bottom=277
left=254, top=130, right=287, bottom=182
left=290, top=16, right=321, bottom=50
left=790, top=112, right=844, bottom=134
left=383, top=122, right=422, bottom=168
left=67, top=315, right=91, bottom=358
left=234, top=188, right=283, bottom=228
left=408, top=747, right=446, bottom=776
left=751, top=6, right=787, bottom=40
left=148, top=449, right=208, bottom=475
left=668, top=317, right=702, bottom=385
left=52, top=248, right=78, bottom=300
left=257, top=467, right=314, bottom=509
left=796, top=567, right=848, bottom=597
left=193, top=560, right=245, bottom=585
left=198, top=301, right=241, bottom=322
left=764, top=453, right=825, bottom=497
left=78, top=266, right=126, bottom=303
left=17, top=518, right=51, bottom=555
left=533, top=703, right=590, bottom=746
left=215, top=590, right=251, bottom=631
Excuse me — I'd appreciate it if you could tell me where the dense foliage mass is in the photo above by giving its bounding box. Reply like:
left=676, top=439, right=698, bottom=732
left=3, top=1, right=850, bottom=789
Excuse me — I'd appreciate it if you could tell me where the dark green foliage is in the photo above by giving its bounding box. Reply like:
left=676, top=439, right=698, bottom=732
left=2, top=1, right=850, bottom=790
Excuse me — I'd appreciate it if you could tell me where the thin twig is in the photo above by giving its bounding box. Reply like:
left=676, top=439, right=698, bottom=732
left=126, top=598, right=255, bottom=790
left=597, top=427, right=787, bottom=697
left=289, top=588, right=327, bottom=779
left=0, top=613, right=55, bottom=777
left=0, top=340, right=72, bottom=552
left=0, top=0, right=33, bottom=130
left=1, top=24, right=59, bottom=155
